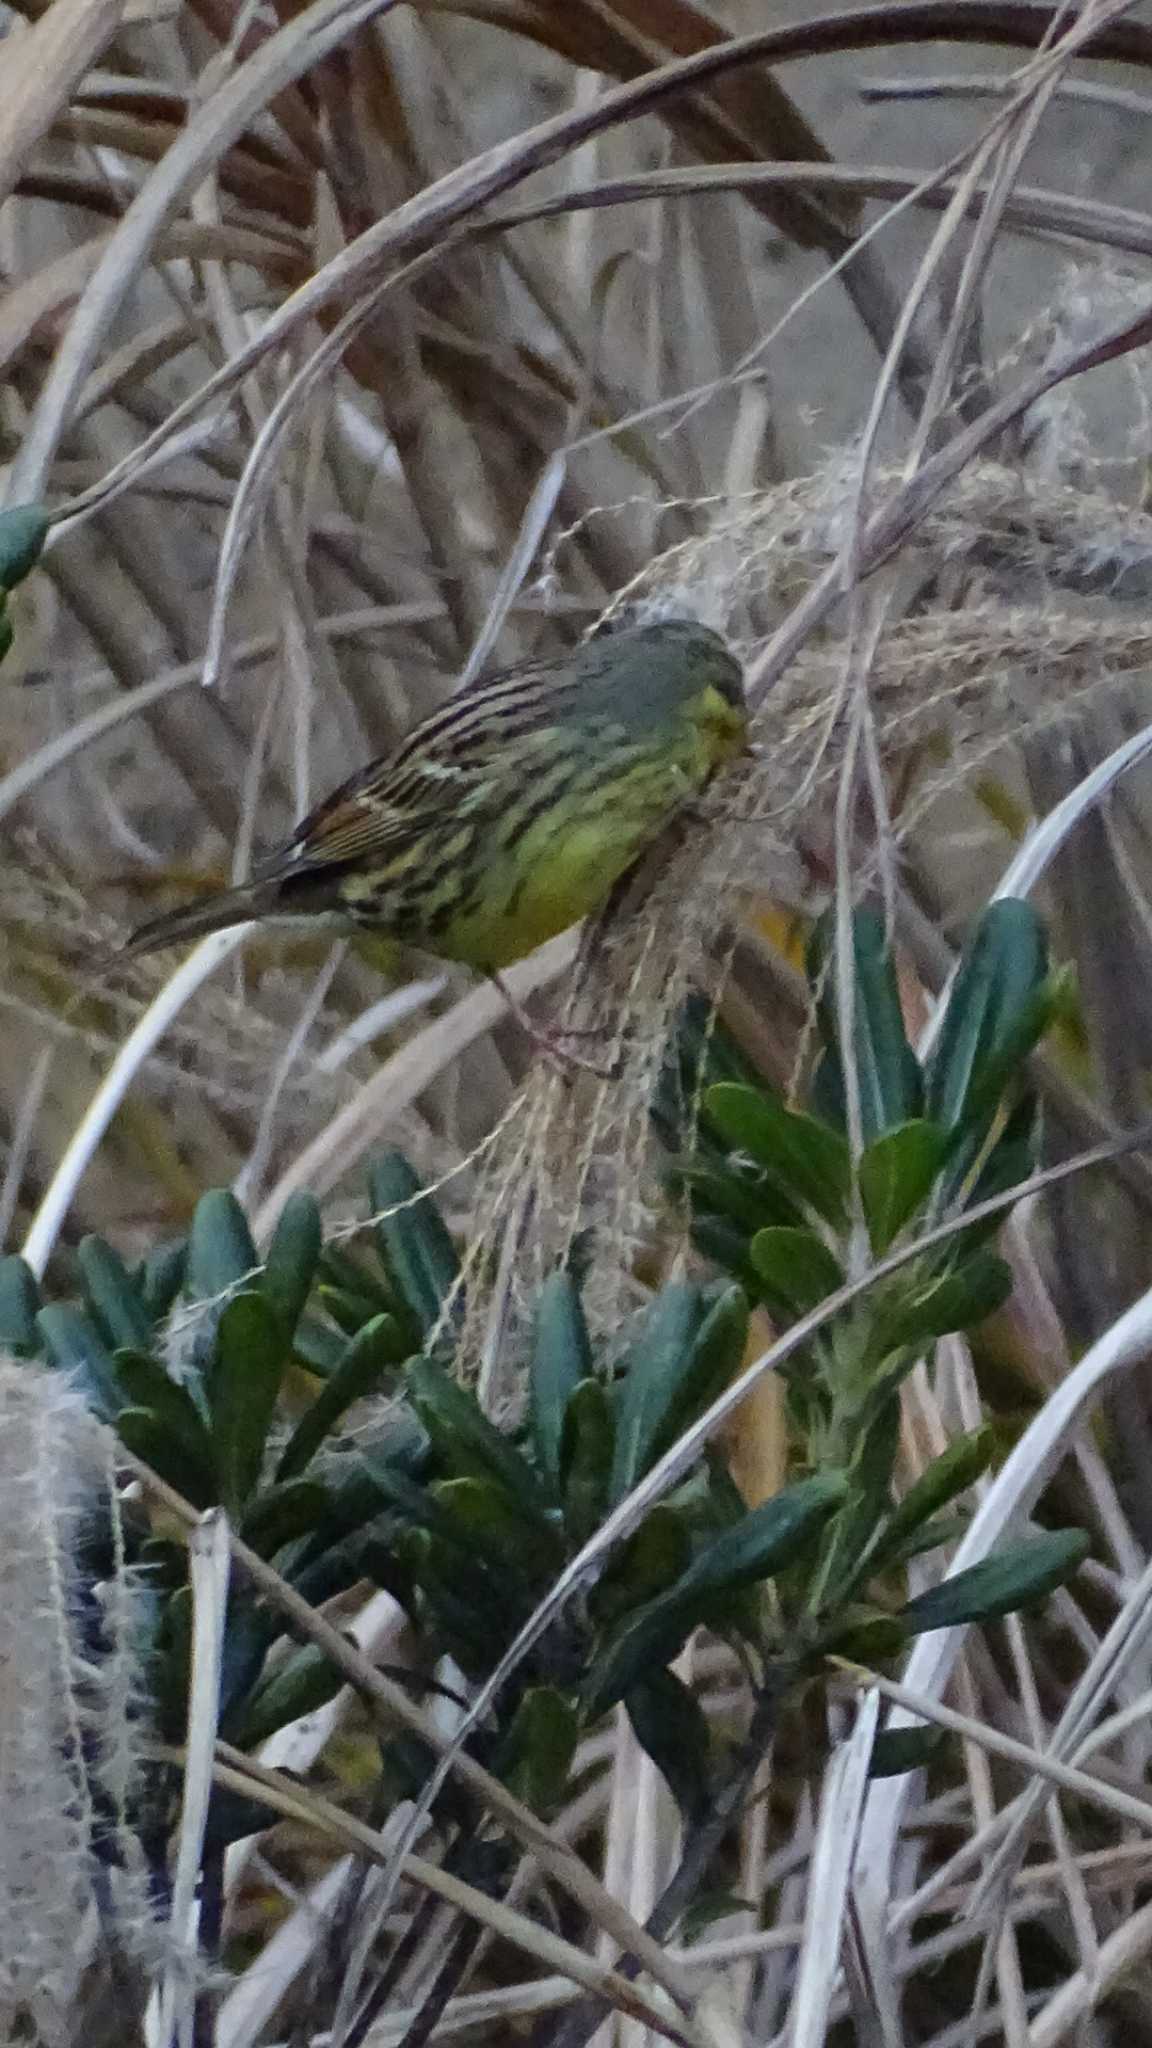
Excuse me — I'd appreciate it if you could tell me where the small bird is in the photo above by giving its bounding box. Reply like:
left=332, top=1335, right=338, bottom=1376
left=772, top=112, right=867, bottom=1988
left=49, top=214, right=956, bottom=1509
left=112, top=617, right=747, bottom=1065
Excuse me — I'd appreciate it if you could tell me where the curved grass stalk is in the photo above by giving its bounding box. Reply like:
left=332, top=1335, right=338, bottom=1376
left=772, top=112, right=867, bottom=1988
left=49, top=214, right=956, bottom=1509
left=7, top=0, right=403, bottom=500
left=20, top=928, right=250, bottom=1276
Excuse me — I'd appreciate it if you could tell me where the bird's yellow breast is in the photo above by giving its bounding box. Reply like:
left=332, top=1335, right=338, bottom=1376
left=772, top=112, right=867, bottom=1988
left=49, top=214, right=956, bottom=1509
left=432, top=683, right=747, bottom=972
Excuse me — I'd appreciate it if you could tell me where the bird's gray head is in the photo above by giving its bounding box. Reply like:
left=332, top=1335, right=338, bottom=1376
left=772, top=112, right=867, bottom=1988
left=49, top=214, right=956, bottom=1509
left=577, top=616, right=744, bottom=729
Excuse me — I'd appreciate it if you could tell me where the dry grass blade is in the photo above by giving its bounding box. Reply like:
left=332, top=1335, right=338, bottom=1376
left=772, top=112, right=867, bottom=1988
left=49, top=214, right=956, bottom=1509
left=487, top=162, right=1152, bottom=261
left=187, top=1744, right=698, bottom=2046
left=0, top=0, right=127, bottom=209
left=9, top=0, right=404, bottom=500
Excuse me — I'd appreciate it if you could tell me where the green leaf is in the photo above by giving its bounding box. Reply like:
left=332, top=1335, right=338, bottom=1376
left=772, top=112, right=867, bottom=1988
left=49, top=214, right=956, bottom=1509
left=611, top=1284, right=704, bottom=1502
left=649, top=1286, right=749, bottom=1466
left=813, top=1401, right=901, bottom=1608
left=924, top=902, right=1049, bottom=1133
left=706, top=1084, right=849, bottom=1225
left=624, top=1667, right=712, bottom=1820
left=0, top=611, right=11, bottom=666
left=870, top=1255, right=1013, bottom=1360
left=187, top=1190, right=258, bottom=1300
left=277, top=1314, right=402, bottom=1481
left=858, top=1121, right=947, bottom=1253
left=239, top=1642, right=343, bottom=1749
left=653, top=992, right=763, bottom=1155
left=208, top=1292, right=287, bottom=1511
left=77, top=1237, right=154, bottom=1351
left=291, top=1316, right=348, bottom=1377
left=872, top=1427, right=995, bottom=1568
left=671, top=1160, right=805, bottom=1234
left=112, top=1350, right=217, bottom=1503
left=36, top=1303, right=119, bottom=1416
left=316, top=1283, right=386, bottom=1336
left=690, top=1216, right=763, bottom=1295
left=587, top=1474, right=846, bottom=1711
left=529, top=1273, right=592, bottom=1488
left=953, top=1092, right=1041, bottom=1243
left=318, top=1242, right=390, bottom=1308
left=261, top=1192, right=322, bottom=1337
left=241, top=1479, right=328, bottom=1556
left=117, top=1406, right=209, bottom=1495
left=645, top=1473, right=847, bottom=1604
left=901, top=1529, right=1089, bottom=1633
left=369, top=1153, right=459, bottom=1338
left=750, top=1228, right=844, bottom=1315
left=499, top=1687, right=579, bottom=1814
left=0, top=505, right=49, bottom=591
left=881, top=1512, right=970, bottom=1566
left=821, top=1607, right=908, bottom=1662
left=406, top=1354, right=548, bottom=1513
left=593, top=1506, right=691, bottom=1627
left=808, top=910, right=923, bottom=1141
left=560, top=1378, right=615, bottom=1548
left=0, top=1256, right=41, bottom=1355
left=869, top=1726, right=946, bottom=1777
left=405, top=1532, right=524, bottom=1673
left=431, top=1477, right=564, bottom=1576
left=138, top=1241, right=188, bottom=1322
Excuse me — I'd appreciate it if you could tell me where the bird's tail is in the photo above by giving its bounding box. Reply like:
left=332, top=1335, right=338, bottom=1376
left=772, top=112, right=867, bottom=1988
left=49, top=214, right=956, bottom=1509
left=94, top=878, right=283, bottom=975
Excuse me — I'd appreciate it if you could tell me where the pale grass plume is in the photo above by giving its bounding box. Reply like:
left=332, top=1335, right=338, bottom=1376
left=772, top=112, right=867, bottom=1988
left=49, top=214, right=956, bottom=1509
left=0, top=1358, right=156, bottom=2046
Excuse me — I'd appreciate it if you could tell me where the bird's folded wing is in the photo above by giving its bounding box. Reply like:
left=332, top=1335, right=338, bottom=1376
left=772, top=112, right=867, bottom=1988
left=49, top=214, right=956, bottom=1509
left=261, top=786, right=442, bottom=877
left=259, top=728, right=498, bottom=877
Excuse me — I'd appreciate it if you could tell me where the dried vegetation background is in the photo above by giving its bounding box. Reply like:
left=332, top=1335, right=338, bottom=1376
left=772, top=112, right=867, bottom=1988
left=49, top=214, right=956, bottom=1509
left=12, top=0, right=1152, bottom=2042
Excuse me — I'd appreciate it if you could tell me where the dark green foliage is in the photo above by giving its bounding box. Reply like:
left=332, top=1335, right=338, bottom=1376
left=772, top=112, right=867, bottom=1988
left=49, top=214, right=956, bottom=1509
left=652, top=899, right=1085, bottom=1694
left=807, top=909, right=924, bottom=1141
left=584, top=1476, right=847, bottom=1714
left=0, top=505, right=50, bottom=591
left=924, top=902, right=1050, bottom=1134
left=869, top=1726, right=946, bottom=1778
left=10, top=897, right=1087, bottom=1875
left=497, top=1688, right=581, bottom=1816
left=0, top=505, right=49, bottom=674
left=900, top=1530, right=1090, bottom=1633
left=10, top=1174, right=443, bottom=1825
left=529, top=1272, right=593, bottom=1485
left=370, top=1150, right=460, bottom=1342
left=610, top=1282, right=706, bottom=1499
left=0, top=1255, right=41, bottom=1353
left=624, top=1668, right=713, bottom=1822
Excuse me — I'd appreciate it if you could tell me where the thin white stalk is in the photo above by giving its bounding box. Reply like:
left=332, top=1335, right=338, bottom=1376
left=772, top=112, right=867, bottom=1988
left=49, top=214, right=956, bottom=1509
left=154, top=1510, right=231, bottom=2048
left=21, top=928, right=251, bottom=1277
left=313, top=978, right=447, bottom=1072
left=788, top=1691, right=880, bottom=2048
left=456, top=452, right=568, bottom=688
left=232, top=944, right=344, bottom=1208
